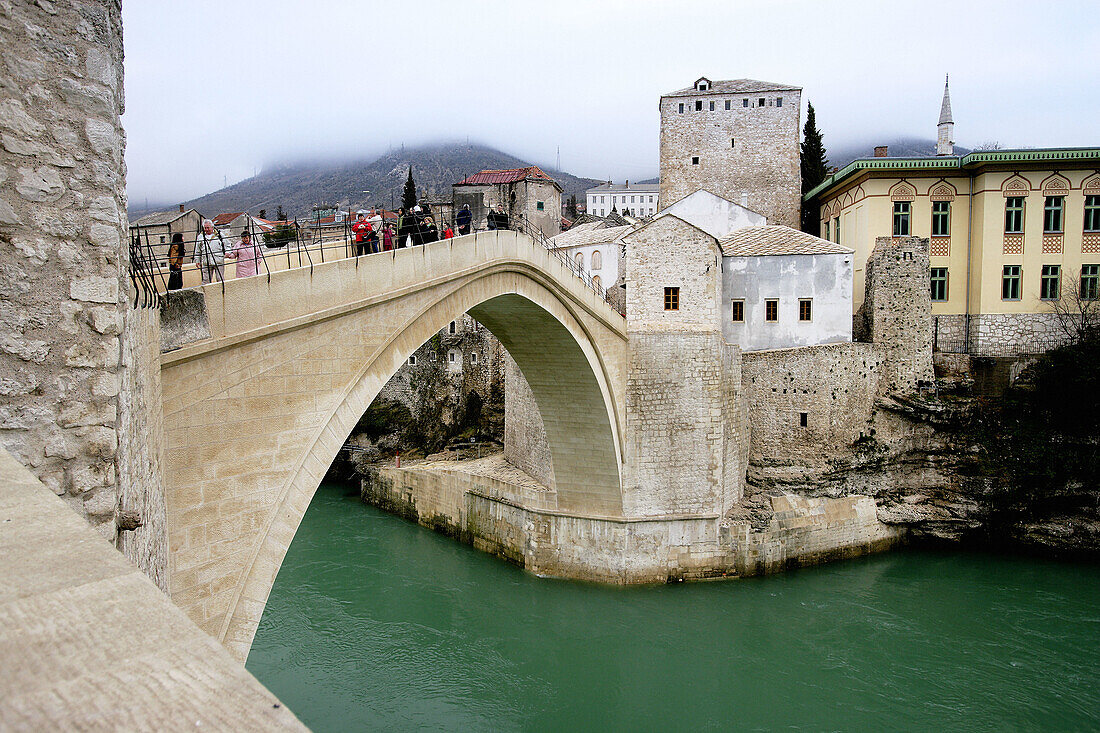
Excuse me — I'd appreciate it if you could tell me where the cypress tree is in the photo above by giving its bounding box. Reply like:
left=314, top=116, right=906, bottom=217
left=275, top=204, right=286, bottom=221
left=800, top=102, right=830, bottom=235
left=402, top=167, right=417, bottom=210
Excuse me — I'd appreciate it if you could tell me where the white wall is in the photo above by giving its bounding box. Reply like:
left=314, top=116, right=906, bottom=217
left=560, top=242, right=620, bottom=293
left=661, top=189, right=767, bottom=239
left=722, top=253, right=853, bottom=351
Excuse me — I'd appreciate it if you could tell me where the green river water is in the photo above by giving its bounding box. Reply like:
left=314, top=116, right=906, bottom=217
left=246, top=482, right=1100, bottom=731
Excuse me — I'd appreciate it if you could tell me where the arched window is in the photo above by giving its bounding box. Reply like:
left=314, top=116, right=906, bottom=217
left=592, top=274, right=602, bottom=291
left=591, top=249, right=602, bottom=270
left=574, top=252, right=584, bottom=268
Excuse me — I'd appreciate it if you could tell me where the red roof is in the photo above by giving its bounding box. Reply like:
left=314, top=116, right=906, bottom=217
left=211, top=212, right=244, bottom=226
left=454, top=166, right=556, bottom=186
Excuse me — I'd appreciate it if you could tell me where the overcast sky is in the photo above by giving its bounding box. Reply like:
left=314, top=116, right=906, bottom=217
left=122, top=0, right=1099, bottom=206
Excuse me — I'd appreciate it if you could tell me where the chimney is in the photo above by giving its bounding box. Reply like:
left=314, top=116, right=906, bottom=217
left=740, top=191, right=749, bottom=208
left=625, top=179, right=629, bottom=187
left=874, top=146, right=889, bottom=158
left=179, top=203, right=185, bottom=212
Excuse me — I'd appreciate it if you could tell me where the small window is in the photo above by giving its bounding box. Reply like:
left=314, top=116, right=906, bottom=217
left=932, top=201, right=951, bottom=237
left=798, top=299, right=812, bottom=321
left=678, top=103, right=684, bottom=113
left=765, top=299, right=778, bottom=322
left=709, top=101, right=715, bottom=111
left=892, top=201, right=911, bottom=236
left=777, top=97, right=783, bottom=107
left=824, top=221, right=830, bottom=241
left=691, top=156, right=699, bottom=165
left=725, top=100, right=731, bottom=110
left=1044, top=196, right=1064, bottom=233
left=469, top=351, right=477, bottom=364
left=1002, top=265, right=1021, bottom=301
left=930, top=267, right=948, bottom=301
left=592, top=250, right=603, bottom=270
left=698, top=82, right=707, bottom=90
left=695, top=100, right=702, bottom=111
left=408, top=355, right=417, bottom=365
left=1004, top=197, right=1024, bottom=233
left=758, top=97, right=765, bottom=107
left=1040, top=265, right=1060, bottom=300
left=1085, top=195, right=1100, bottom=232
left=799, top=412, right=807, bottom=428
left=649, top=196, right=654, bottom=203
left=833, top=216, right=840, bottom=243
left=159, top=235, right=166, bottom=243
left=448, top=350, right=457, bottom=363
left=742, top=99, right=748, bottom=108
left=731, top=138, right=736, bottom=148
left=449, top=321, right=456, bottom=334
left=536, top=201, right=544, bottom=211
left=1081, top=264, right=1100, bottom=300
left=731, top=299, right=744, bottom=322
left=664, top=287, right=679, bottom=311
left=592, top=274, right=601, bottom=290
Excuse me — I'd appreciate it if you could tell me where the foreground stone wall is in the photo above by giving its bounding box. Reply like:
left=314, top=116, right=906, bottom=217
left=0, top=1, right=165, bottom=578
left=934, top=313, right=1072, bottom=356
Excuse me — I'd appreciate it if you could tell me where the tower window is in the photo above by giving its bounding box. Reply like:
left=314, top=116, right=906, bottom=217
left=765, top=299, right=778, bottom=322
left=691, top=156, right=700, bottom=165
left=698, top=82, right=707, bottom=90
left=449, top=320, right=456, bottom=334
left=469, top=351, right=477, bottom=364
left=799, top=412, right=808, bottom=428
left=678, top=103, right=684, bottom=113
left=758, top=97, right=765, bottom=107
left=536, top=201, right=544, bottom=210
left=725, top=100, right=731, bottom=110
left=731, top=138, right=736, bottom=148
left=664, top=287, right=679, bottom=311
left=777, top=97, right=783, bottom=107
left=799, top=299, right=812, bottom=321
left=408, top=355, right=417, bottom=365
left=742, top=99, right=748, bottom=108
left=709, top=101, right=715, bottom=111
left=731, top=299, right=744, bottom=322
left=695, top=100, right=702, bottom=111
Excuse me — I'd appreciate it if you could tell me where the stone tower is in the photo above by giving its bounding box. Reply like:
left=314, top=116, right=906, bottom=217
left=658, top=76, right=802, bottom=228
left=937, top=75, right=954, bottom=156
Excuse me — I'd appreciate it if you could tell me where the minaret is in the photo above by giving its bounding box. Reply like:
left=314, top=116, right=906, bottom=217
left=937, top=74, right=954, bottom=156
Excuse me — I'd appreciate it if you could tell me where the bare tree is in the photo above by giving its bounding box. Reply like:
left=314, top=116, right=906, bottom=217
left=1050, top=273, right=1100, bottom=344
left=976, top=141, right=1003, bottom=151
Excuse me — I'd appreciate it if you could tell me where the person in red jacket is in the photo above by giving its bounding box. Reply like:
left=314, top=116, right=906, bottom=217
left=443, top=224, right=455, bottom=239
left=351, top=213, right=371, bottom=256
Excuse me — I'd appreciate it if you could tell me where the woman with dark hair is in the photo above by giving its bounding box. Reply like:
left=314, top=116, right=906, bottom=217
left=167, top=232, right=185, bottom=290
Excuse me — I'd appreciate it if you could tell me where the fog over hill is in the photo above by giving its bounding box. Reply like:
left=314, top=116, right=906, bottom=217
left=128, top=143, right=599, bottom=221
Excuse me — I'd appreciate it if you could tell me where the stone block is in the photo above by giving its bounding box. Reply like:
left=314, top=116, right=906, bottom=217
left=15, top=166, right=64, bottom=203
left=69, top=275, right=118, bottom=303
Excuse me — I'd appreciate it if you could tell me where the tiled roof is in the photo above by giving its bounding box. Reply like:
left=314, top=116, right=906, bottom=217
left=551, top=223, right=632, bottom=249
left=130, top=209, right=196, bottom=227
left=718, top=225, right=854, bottom=257
left=663, top=78, right=799, bottom=98
left=455, top=166, right=556, bottom=186
left=211, top=212, right=245, bottom=226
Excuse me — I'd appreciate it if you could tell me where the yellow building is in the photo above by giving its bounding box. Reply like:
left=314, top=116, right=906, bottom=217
left=805, top=79, right=1100, bottom=354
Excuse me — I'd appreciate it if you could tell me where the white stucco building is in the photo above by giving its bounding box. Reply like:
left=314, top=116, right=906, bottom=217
left=719, top=226, right=854, bottom=351
left=550, top=221, right=631, bottom=294
left=660, top=189, right=766, bottom=238
left=586, top=181, right=660, bottom=218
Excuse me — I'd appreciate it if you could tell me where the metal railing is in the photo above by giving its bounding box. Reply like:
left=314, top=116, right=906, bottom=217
left=128, top=210, right=626, bottom=317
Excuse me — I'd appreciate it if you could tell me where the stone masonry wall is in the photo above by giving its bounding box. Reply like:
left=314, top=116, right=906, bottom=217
left=0, top=2, right=161, bottom=551
left=934, top=313, right=1072, bottom=356
left=502, top=352, right=555, bottom=489
left=741, top=342, right=883, bottom=487
left=863, top=236, right=935, bottom=393
left=658, top=86, right=801, bottom=228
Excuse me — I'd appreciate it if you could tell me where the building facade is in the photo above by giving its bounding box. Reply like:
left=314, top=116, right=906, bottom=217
left=452, top=166, right=562, bottom=239
left=658, top=76, right=802, bottom=228
left=806, top=149, right=1100, bottom=353
left=549, top=222, right=631, bottom=297
left=585, top=181, right=660, bottom=218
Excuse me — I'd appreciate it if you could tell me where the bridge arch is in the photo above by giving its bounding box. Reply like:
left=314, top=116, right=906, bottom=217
left=159, top=231, right=627, bottom=660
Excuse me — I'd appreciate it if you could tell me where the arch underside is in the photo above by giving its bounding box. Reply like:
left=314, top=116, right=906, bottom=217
left=161, top=251, right=625, bottom=662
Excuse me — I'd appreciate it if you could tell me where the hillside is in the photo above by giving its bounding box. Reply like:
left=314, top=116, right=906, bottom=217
left=129, top=143, right=600, bottom=221
left=827, top=137, right=973, bottom=170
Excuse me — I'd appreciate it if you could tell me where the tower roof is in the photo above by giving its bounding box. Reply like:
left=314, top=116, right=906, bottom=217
left=938, top=74, right=953, bottom=125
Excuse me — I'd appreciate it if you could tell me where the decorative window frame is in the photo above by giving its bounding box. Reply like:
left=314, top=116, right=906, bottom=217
left=889, top=181, right=917, bottom=202
left=1039, top=172, right=1071, bottom=197
left=1001, top=174, right=1031, bottom=198
left=928, top=180, right=957, bottom=202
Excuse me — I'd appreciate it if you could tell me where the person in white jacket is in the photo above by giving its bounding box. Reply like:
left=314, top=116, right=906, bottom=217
left=193, top=219, right=228, bottom=284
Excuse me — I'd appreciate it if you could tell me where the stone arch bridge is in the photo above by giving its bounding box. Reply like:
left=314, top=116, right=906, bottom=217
left=160, top=230, right=628, bottom=660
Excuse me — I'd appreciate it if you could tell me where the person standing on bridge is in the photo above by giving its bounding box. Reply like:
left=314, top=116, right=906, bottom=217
left=167, top=232, right=185, bottom=290
left=457, top=203, right=471, bottom=235
left=382, top=223, right=394, bottom=251
left=193, top=219, right=228, bottom=284
left=226, top=229, right=262, bottom=279
left=351, top=212, right=371, bottom=256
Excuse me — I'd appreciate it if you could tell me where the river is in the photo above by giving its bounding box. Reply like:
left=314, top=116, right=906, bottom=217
left=246, top=482, right=1100, bottom=731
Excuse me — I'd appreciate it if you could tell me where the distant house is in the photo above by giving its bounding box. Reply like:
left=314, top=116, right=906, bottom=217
left=586, top=180, right=660, bottom=218
left=452, top=166, right=562, bottom=239
left=129, top=205, right=202, bottom=265
left=549, top=221, right=632, bottom=298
